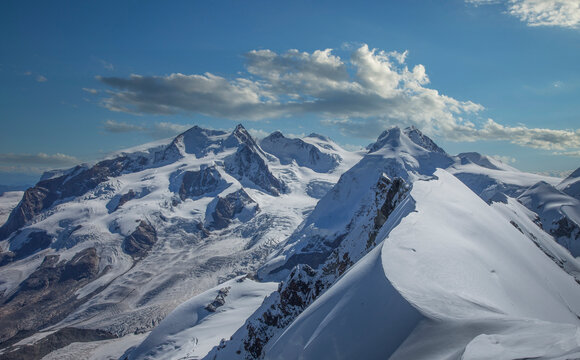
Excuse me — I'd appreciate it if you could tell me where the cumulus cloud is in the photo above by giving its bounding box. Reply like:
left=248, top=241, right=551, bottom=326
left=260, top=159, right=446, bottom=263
left=82, top=87, right=99, bottom=94
left=100, top=59, right=114, bottom=71
left=102, top=120, right=191, bottom=139
left=491, top=155, right=517, bottom=163
left=553, top=149, right=580, bottom=157
left=98, top=44, right=579, bottom=151
left=99, top=45, right=481, bottom=126
left=103, top=119, right=145, bottom=133
left=0, top=153, right=78, bottom=166
left=467, top=0, right=580, bottom=28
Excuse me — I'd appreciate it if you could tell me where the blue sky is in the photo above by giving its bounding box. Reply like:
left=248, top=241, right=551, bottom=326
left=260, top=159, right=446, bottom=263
left=1, top=0, right=579, bottom=185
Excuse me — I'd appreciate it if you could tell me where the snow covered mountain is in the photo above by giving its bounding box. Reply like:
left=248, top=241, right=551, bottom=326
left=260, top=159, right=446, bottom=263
left=200, top=126, right=580, bottom=360
left=1, top=124, right=579, bottom=360
left=558, top=168, right=580, bottom=200
left=0, top=124, right=360, bottom=359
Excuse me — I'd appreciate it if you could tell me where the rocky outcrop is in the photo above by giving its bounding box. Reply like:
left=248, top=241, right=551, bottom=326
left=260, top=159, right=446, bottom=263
left=0, top=231, right=53, bottom=267
left=205, top=286, right=231, bottom=312
left=122, top=221, right=157, bottom=259
left=224, top=126, right=286, bottom=196
left=179, top=166, right=226, bottom=200
left=210, top=265, right=320, bottom=359
left=366, top=176, right=407, bottom=250
left=207, top=189, right=259, bottom=230
left=0, top=248, right=102, bottom=346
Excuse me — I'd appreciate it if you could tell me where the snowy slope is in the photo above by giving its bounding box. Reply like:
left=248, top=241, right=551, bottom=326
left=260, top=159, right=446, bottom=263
left=518, top=181, right=580, bottom=256
left=263, top=170, right=580, bottom=360
left=490, top=196, right=580, bottom=281
left=447, top=152, right=561, bottom=202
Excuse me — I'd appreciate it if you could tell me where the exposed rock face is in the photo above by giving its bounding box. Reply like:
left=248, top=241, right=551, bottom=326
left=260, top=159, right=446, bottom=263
left=179, top=166, right=226, bottom=200
left=225, top=145, right=286, bottom=196
left=0, top=248, right=101, bottom=346
left=237, top=265, right=319, bottom=359
left=208, top=189, right=259, bottom=230
left=222, top=125, right=286, bottom=196
left=366, top=176, right=407, bottom=250
left=107, top=189, right=141, bottom=212
left=205, top=286, right=231, bottom=312
left=122, top=221, right=157, bottom=259
left=0, top=231, right=53, bottom=267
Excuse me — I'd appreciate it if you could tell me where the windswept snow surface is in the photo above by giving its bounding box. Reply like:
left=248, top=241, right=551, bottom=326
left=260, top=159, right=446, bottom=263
left=386, top=170, right=580, bottom=359
left=258, top=170, right=580, bottom=359
left=128, top=277, right=277, bottom=360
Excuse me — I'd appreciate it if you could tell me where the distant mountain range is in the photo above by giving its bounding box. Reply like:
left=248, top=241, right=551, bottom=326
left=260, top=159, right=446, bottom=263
left=0, top=124, right=579, bottom=360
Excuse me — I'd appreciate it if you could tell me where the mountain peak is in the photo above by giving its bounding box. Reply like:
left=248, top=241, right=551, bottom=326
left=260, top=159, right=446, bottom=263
left=265, top=131, right=285, bottom=140
left=403, top=126, right=446, bottom=154
left=170, top=125, right=228, bottom=158
left=367, top=126, right=445, bottom=155
left=225, top=123, right=257, bottom=149
left=367, top=127, right=402, bottom=153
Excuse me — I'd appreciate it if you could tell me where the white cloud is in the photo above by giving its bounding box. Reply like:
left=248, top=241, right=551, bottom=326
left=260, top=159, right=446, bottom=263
left=491, top=154, right=517, bottom=163
left=98, top=44, right=580, bottom=152
left=102, top=120, right=192, bottom=139
left=82, top=87, right=99, bottom=94
left=553, top=149, right=580, bottom=156
left=150, top=122, right=192, bottom=139
left=509, top=0, right=580, bottom=28
left=36, top=75, right=47, bottom=82
left=103, top=119, right=145, bottom=133
left=467, top=0, right=580, bottom=28
left=466, top=0, right=503, bottom=5
left=0, top=152, right=78, bottom=166
left=533, top=169, right=574, bottom=177
left=100, top=59, right=114, bottom=71
left=247, top=128, right=271, bottom=140
left=471, top=119, right=580, bottom=150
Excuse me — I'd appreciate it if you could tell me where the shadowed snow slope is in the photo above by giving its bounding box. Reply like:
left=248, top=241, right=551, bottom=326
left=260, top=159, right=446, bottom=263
left=264, top=244, right=423, bottom=360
